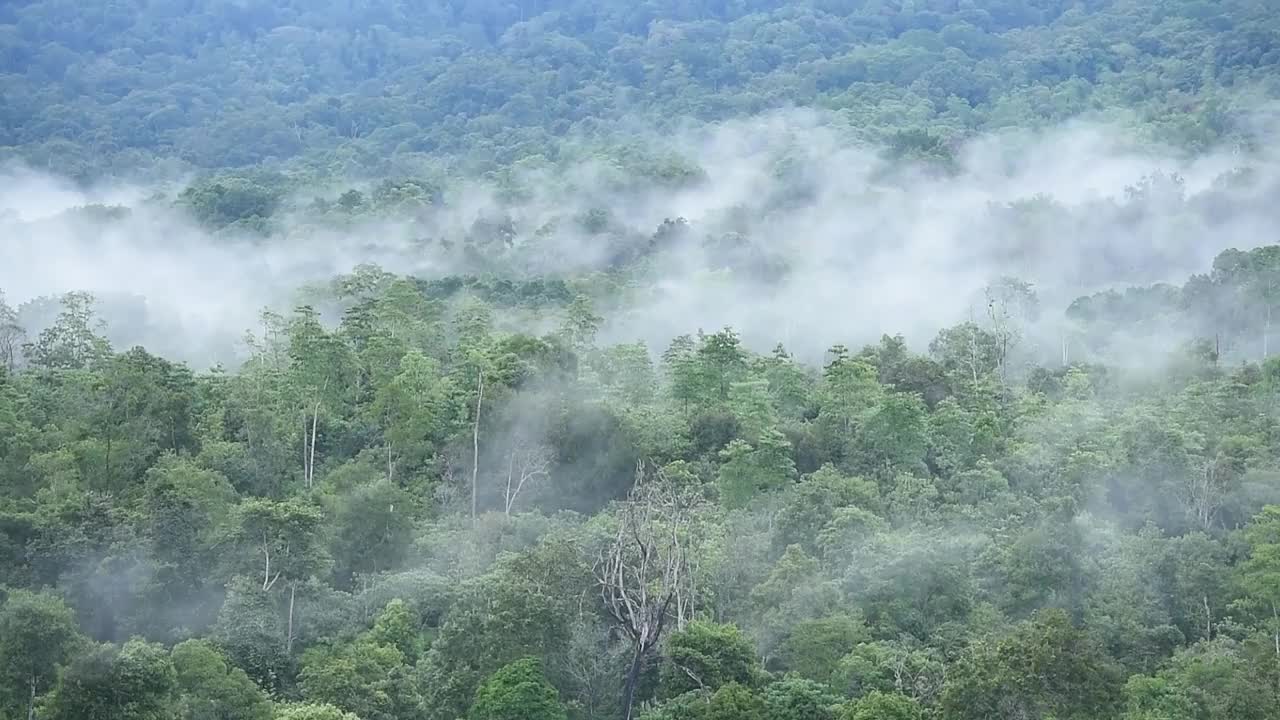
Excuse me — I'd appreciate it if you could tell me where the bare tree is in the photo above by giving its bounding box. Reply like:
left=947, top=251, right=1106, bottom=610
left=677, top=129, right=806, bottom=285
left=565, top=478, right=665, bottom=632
left=1181, top=455, right=1230, bottom=531
left=985, top=277, right=1039, bottom=384
left=595, top=461, right=702, bottom=720
left=504, top=439, right=551, bottom=515
left=0, top=295, right=23, bottom=372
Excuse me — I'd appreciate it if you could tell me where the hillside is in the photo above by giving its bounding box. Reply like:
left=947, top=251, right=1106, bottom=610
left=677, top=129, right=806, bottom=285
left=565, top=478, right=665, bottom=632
left=1, top=0, right=1278, bottom=178
left=3, top=3, right=1280, bottom=720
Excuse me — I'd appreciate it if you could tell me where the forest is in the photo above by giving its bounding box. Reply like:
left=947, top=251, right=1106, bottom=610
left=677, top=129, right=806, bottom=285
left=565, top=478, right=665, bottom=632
left=4, top=1, right=1280, bottom=720
left=2, top=0, right=1280, bottom=179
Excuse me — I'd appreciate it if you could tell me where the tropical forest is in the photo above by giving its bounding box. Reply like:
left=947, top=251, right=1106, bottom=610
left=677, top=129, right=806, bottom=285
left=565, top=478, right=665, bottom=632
left=2, top=1, right=1280, bottom=720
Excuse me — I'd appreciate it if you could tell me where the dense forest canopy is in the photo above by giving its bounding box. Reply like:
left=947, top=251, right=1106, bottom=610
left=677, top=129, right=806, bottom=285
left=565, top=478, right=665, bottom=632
left=1, top=0, right=1279, bottom=178
left=4, top=1, right=1280, bottom=720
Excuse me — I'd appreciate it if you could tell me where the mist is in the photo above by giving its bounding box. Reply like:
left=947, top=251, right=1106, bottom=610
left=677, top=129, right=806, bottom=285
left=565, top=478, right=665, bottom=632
left=4, top=109, right=1279, bottom=369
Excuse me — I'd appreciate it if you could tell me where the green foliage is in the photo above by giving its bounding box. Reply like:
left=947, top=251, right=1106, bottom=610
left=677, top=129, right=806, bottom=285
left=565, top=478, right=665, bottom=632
left=42, top=638, right=177, bottom=720
left=298, top=638, right=413, bottom=720
left=941, top=609, right=1124, bottom=720
left=0, top=590, right=85, bottom=720
left=273, top=703, right=361, bottom=720
left=327, top=479, right=416, bottom=589
left=417, top=543, right=580, bottom=720
left=179, top=178, right=284, bottom=231
left=660, top=621, right=762, bottom=698
left=762, top=678, right=841, bottom=720
left=779, top=615, right=868, bottom=685
left=4, top=0, right=1273, bottom=178
left=469, top=657, right=566, bottom=720
left=171, top=639, right=273, bottom=720
left=841, top=691, right=923, bottom=720
left=1, top=5, right=1279, bottom=720
left=22, top=292, right=111, bottom=370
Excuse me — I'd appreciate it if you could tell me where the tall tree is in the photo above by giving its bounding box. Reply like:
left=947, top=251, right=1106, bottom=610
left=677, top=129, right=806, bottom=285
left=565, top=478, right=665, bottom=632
left=596, top=462, right=704, bottom=720
left=469, top=657, right=567, bottom=720
left=0, top=590, right=85, bottom=720
left=42, top=638, right=177, bottom=720
left=287, top=306, right=356, bottom=489
left=23, top=292, right=110, bottom=370
left=0, top=290, right=23, bottom=372
left=229, top=499, right=330, bottom=656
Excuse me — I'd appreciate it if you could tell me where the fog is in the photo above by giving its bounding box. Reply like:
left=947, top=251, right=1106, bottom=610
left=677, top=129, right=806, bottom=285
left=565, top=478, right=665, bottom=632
left=3, top=109, right=1278, bottom=369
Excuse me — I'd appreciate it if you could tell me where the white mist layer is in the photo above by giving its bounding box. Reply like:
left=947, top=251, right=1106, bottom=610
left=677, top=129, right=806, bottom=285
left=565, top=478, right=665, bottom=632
left=2, top=111, right=1278, bottom=368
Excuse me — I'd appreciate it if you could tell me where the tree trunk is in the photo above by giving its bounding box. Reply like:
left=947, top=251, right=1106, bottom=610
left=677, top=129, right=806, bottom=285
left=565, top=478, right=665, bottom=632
left=505, top=451, right=515, bottom=516
left=1265, top=304, right=1272, bottom=359
left=286, top=583, right=297, bottom=655
left=104, top=429, right=112, bottom=491
left=621, top=646, right=646, bottom=720
left=28, top=675, right=36, bottom=720
left=307, top=400, right=321, bottom=488
left=471, top=368, right=484, bottom=524
left=262, top=536, right=271, bottom=591
left=1273, top=602, right=1279, bottom=657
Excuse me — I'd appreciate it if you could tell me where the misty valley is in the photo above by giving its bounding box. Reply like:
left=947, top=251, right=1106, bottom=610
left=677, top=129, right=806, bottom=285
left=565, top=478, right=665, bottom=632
left=3, top=1, right=1280, bottom=720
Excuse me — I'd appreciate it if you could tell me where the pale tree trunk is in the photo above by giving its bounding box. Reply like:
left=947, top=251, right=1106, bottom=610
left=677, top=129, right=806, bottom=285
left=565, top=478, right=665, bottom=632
left=262, top=533, right=280, bottom=592
left=1273, top=602, right=1279, bottom=657
left=471, top=368, right=484, bottom=524
left=1265, top=304, right=1272, bottom=358
left=262, top=537, right=272, bottom=590
left=503, top=443, right=550, bottom=516
left=505, top=452, right=515, bottom=516
left=306, top=399, right=321, bottom=488
left=28, top=675, right=36, bottom=720
left=303, top=378, right=329, bottom=489
left=287, top=583, right=297, bottom=655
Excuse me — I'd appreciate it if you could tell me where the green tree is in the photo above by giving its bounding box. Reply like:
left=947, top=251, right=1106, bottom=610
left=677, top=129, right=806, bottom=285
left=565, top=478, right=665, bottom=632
left=941, top=609, right=1123, bottom=720
left=762, top=678, right=840, bottom=720
left=855, top=393, right=929, bottom=480
left=371, top=350, right=455, bottom=479
left=273, top=703, right=360, bottom=720
left=23, top=292, right=110, bottom=370
left=328, top=479, right=415, bottom=589
left=140, top=455, right=236, bottom=640
left=171, top=639, right=273, bottom=720
left=418, top=543, right=579, bottom=720
left=469, top=657, right=567, bottom=720
left=715, top=434, right=796, bottom=509
left=0, top=290, right=23, bottom=372
left=298, top=638, right=414, bottom=720
left=841, top=691, right=922, bottom=720
left=660, top=622, right=761, bottom=699
left=42, top=638, right=177, bottom=720
left=0, top=590, right=85, bottom=720
left=227, top=499, right=330, bottom=658
left=286, top=306, right=357, bottom=489
left=1237, top=505, right=1280, bottom=655
left=779, top=615, right=868, bottom=685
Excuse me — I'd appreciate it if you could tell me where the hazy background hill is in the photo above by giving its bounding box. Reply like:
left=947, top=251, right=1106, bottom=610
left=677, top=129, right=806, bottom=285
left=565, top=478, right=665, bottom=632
left=1, top=0, right=1278, bottom=180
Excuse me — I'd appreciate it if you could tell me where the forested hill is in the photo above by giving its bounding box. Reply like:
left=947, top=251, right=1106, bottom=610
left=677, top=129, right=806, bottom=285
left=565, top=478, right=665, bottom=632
left=2, top=0, right=1279, bottom=178
left=6, top=2, right=1280, bottom=720
left=3, top=247, right=1280, bottom=720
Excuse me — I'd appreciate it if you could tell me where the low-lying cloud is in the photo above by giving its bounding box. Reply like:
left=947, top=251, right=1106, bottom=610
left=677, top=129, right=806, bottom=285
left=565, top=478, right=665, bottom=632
left=3, top=108, right=1278, bottom=369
